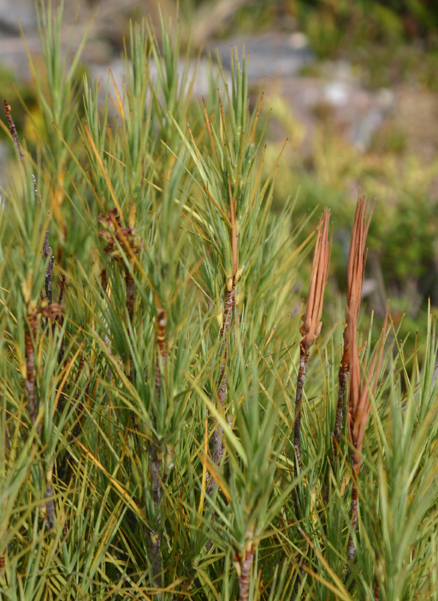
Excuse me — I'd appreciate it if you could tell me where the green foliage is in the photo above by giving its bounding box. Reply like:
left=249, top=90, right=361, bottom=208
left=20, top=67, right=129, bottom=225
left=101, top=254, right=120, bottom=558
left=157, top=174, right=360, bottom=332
left=294, top=0, right=438, bottom=58
left=1, top=3, right=438, bottom=600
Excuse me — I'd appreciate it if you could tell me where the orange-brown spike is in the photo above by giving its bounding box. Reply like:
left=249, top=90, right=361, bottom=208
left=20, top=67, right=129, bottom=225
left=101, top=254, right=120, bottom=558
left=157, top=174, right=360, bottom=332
left=300, top=208, right=332, bottom=351
left=331, top=194, right=374, bottom=476
left=294, top=208, right=332, bottom=473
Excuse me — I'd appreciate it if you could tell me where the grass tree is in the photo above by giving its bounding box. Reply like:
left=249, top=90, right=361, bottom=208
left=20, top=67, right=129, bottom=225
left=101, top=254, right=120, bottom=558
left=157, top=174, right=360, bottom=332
left=1, top=3, right=438, bottom=601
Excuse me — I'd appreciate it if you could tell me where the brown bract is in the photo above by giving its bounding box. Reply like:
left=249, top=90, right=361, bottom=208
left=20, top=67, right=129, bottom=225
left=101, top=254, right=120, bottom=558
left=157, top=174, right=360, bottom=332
left=39, top=300, right=63, bottom=320
left=300, top=208, right=332, bottom=351
left=98, top=208, right=143, bottom=260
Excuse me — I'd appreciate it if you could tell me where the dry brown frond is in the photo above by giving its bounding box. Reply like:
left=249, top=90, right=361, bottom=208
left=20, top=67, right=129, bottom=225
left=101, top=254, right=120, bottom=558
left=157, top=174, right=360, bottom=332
left=331, top=195, right=375, bottom=469
left=294, top=208, right=332, bottom=473
left=300, top=208, right=332, bottom=351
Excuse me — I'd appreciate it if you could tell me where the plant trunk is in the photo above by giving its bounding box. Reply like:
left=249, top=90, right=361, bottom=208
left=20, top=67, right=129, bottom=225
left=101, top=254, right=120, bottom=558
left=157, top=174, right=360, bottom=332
left=125, top=271, right=135, bottom=323
left=147, top=308, right=168, bottom=587
left=25, top=313, right=38, bottom=428
left=290, top=557, right=306, bottom=601
left=0, top=506, right=6, bottom=575
left=100, top=268, right=108, bottom=296
left=293, top=343, right=309, bottom=474
left=324, top=342, right=349, bottom=503
left=239, top=546, right=255, bottom=601
left=217, top=283, right=236, bottom=402
left=333, top=344, right=349, bottom=463
left=45, top=463, right=55, bottom=529
left=347, top=470, right=359, bottom=562
left=344, top=467, right=360, bottom=588
left=373, top=551, right=380, bottom=600
left=208, top=284, right=235, bottom=496
left=44, top=245, right=54, bottom=304
left=57, top=275, right=66, bottom=364
left=154, top=309, right=167, bottom=398
left=125, top=270, right=135, bottom=382
left=148, top=437, right=163, bottom=583
left=212, top=285, right=235, bottom=464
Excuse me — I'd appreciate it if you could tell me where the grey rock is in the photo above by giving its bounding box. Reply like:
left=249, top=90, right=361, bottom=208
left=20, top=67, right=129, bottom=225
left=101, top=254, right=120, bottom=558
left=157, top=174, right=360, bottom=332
left=320, top=59, right=357, bottom=83
left=350, top=105, right=385, bottom=151
left=324, top=81, right=349, bottom=107
left=275, top=73, right=395, bottom=153
left=0, top=0, right=36, bottom=33
left=362, top=279, right=378, bottom=297
left=211, top=32, right=314, bottom=82
left=0, top=35, right=37, bottom=80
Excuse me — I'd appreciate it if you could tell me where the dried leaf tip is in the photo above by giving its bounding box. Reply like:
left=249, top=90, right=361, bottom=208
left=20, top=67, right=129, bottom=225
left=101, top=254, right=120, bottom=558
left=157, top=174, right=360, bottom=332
left=300, top=208, right=332, bottom=351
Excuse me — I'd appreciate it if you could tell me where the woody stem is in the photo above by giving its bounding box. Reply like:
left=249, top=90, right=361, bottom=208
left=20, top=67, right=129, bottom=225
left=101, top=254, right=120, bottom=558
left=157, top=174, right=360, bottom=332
left=347, top=469, right=359, bottom=562
left=324, top=344, right=349, bottom=503
left=344, top=467, right=359, bottom=589
left=209, top=283, right=235, bottom=491
left=25, top=313, right=38, bottom=428
left=333, top=346, right=349, bottom=464
left=293, top=343, right=309, bottom=475
left=125, top=270, right=135, bottom=381
left=148, top=309, right=167, bottom=587
left=239, top=547, right=255, bottom=601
